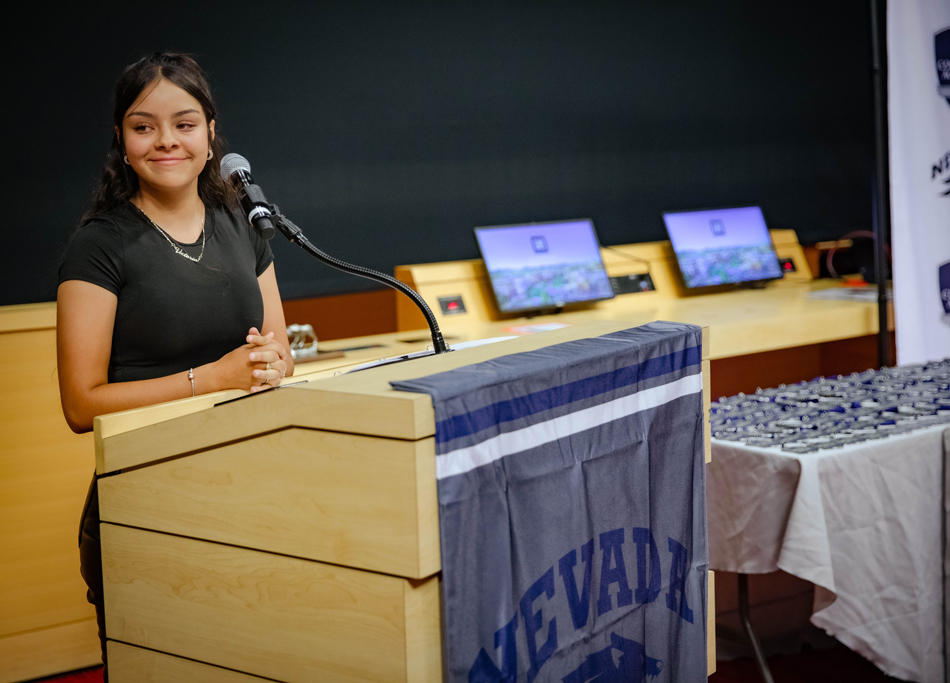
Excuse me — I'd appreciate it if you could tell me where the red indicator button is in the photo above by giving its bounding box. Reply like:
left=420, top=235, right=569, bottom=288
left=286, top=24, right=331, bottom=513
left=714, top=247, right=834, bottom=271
left=438, top=295, right=467, bottom=315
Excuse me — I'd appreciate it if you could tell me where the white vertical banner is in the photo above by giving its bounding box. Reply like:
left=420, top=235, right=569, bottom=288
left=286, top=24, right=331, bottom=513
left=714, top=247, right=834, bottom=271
left=890, top=0, right=950, bottom=364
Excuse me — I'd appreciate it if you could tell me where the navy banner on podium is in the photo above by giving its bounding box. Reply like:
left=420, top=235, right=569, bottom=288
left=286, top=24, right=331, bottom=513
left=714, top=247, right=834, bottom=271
left=392, top=321, right=707, bottom=683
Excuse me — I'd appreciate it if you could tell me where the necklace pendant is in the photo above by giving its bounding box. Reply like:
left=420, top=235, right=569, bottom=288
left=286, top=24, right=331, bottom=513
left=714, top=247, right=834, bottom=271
left=135, top=202, right=207, bottom=264
left=175, top=245, right=200, bottom=263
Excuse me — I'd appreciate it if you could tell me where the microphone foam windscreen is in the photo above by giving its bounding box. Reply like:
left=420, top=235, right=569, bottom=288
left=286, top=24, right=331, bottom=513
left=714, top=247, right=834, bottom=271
left=219, top=153, right=251, bottom=180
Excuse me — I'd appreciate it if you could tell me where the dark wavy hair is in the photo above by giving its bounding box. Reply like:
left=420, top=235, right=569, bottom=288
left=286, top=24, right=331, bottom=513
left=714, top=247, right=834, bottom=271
left=82, top=52, right=236, bottom=222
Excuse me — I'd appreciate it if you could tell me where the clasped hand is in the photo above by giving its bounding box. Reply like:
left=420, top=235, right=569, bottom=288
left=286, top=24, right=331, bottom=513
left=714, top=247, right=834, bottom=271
left=218, top=327, right=289, bottom=392
left=247, top=327, right=288, bottom=392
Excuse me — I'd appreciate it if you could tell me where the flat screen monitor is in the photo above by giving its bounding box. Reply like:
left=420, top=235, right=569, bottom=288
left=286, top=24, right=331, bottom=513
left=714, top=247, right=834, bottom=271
left=474, top=219, right=615, bottom=314
left=662, top=206, right=783, bottom=290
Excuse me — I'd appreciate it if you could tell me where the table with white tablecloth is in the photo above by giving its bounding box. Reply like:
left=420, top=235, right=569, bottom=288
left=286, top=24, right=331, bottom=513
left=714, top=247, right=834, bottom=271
left=708, top=424, right=948, bottom=682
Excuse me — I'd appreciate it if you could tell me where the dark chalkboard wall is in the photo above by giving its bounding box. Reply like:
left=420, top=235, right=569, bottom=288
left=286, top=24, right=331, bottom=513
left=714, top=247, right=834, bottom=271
left=6, top=1, right=873, bottom=305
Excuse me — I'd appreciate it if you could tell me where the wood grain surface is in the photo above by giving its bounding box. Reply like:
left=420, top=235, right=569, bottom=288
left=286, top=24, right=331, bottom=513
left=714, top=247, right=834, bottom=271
left=99, top=428, right=439, bottom=578
left=0, top=619, right=101, bottom=683
left=0, top=315, right=100, bottom=681
left=108, top=642, right=275, bottom=683
left=102, top=524, right=441, bottom=683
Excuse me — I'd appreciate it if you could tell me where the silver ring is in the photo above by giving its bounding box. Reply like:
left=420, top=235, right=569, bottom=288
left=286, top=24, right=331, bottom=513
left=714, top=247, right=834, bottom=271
left=266, top=362, right=271, bottom=371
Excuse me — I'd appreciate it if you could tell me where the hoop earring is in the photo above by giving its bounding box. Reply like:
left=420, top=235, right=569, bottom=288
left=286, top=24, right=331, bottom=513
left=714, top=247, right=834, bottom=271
left=123, top=155, right=130, bottom=165
left=207, top=149, right=214, bottom=161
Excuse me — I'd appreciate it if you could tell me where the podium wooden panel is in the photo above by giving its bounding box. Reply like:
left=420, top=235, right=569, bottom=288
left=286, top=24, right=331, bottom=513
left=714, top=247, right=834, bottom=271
left=102, top=525, right=441, bottom=683
left=99, top=429, right=439, bottom=578
left=0, top=304, right=100, bottom=683
left=108, top=641, right=275, bottom=682
left=95, top=320, right=714, bottom=681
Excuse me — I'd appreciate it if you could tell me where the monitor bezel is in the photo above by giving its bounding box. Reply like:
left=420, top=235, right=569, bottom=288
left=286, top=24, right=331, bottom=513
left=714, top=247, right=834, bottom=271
left=661, top=205, right=784, bottom=294
left=473, top=218, right=616, bottom=315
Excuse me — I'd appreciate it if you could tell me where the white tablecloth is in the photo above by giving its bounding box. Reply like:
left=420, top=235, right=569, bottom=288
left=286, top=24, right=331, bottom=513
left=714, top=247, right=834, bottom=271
left=708, top=425, right=948, bottom=682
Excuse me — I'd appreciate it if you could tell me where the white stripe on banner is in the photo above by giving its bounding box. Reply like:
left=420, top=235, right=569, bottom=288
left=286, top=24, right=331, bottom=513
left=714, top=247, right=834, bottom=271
left=436, top=373, right=703, bottom=479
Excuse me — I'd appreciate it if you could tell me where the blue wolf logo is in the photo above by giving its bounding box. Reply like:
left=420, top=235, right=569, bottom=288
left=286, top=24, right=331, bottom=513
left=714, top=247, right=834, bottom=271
left=940, top=261, right=950, bottom=323
left=936, top=27, right=950, bottom=107
left=561, top=633, right=663, bottom=683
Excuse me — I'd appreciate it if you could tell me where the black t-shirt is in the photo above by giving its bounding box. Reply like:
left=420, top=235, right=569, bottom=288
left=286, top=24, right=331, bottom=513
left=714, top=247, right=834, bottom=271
left=59, top=201, right=273, bottom=383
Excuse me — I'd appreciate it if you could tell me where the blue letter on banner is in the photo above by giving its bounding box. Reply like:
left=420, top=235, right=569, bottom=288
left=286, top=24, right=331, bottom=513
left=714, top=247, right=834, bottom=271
left=558, top=538, right=594, bottom=630
left=468, top=613, right=519, bottom=683
left=597, top=528, right=634, bottom=615
left=520, top=567, right=558, bottom=683
left=666, top=537, right=694, bottom=623
left=631, top=527, right=661, bottom=605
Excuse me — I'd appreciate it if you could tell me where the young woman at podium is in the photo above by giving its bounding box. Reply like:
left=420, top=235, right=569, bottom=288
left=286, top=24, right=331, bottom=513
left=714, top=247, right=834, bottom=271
left=56, top=53, right=295, bottom=676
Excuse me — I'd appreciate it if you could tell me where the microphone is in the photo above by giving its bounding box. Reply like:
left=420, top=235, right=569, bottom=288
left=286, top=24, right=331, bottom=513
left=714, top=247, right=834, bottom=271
left=226, top=151, right=451, bottom=354
left=219, top=153, right=276, bottom=240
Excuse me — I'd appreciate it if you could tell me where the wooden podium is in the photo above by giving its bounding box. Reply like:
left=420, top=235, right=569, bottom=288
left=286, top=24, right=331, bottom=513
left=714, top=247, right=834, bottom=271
left=95, top=321, right=713, bottom=682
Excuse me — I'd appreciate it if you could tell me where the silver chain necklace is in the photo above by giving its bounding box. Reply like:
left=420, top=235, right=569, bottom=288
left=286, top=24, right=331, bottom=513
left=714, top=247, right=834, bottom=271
left=135, top=203, right=206, bottom=263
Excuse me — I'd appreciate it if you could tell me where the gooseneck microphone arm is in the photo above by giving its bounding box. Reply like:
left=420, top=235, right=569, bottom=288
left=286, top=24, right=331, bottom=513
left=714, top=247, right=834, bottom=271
left=219, top=153, right=450, bottom=355
left=269, top=208, right=451, bottom=354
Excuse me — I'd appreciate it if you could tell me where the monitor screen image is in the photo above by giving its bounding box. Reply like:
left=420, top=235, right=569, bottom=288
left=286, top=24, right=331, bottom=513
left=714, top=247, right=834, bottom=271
left=474, top=219, right=615, bottom=313
left=662, top=206, right=783, bottom=289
